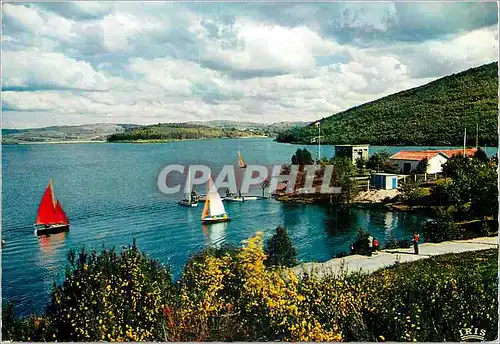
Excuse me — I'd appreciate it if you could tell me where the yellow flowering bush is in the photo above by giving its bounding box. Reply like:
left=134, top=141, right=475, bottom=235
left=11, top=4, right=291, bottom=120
left=47, top=242, right=176, bottom=341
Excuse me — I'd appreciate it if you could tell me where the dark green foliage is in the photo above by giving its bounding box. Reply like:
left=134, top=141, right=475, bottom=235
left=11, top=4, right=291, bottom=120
left=474, top=147, right=489, bottom=162
left=366, top=150, right=398, bottom=173
left=331, top=156, right=359, bottom=204
left=352, top=249, right=498, bottom=342
left=355, top=156, right=366, bottom=170
left=423, top=210, right=461, bottom=243
left=399, top=176, right=429, bottom=205
left=47, top=242, right=175, bottom=341
left=276, top=63, right=498, bottom=146
left=291, top=148, right=313, bottom=165
left=384, top=236, right=411, bottom=249
left=1, top=302, right=54, bottom=341
left=264, top=225, right=298, bottom=267
left=438, top=154, right=498, bottom=218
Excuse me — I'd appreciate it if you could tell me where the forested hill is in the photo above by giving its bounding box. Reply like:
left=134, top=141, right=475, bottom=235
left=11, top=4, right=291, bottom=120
left=106, top=123, right=264, bottom=142
left=276, top=62, right=498, bottom=146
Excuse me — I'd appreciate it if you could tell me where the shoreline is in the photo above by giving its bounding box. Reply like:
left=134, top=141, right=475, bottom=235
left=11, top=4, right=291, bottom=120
left=2, top=135, right=271, bottom=145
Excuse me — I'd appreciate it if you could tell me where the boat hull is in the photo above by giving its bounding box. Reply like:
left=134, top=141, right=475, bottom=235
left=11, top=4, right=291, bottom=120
left=224, top=196, right=258, bottom=202
left=202, top=215, right=231, bottom=224
left=34, top=224, right=70, bottom=236
left=179, top=200, right=198, bottom=207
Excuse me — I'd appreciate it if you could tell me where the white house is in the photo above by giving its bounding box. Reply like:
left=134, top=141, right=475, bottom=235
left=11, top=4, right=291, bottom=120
left=389, top=148, right=478, bottom=174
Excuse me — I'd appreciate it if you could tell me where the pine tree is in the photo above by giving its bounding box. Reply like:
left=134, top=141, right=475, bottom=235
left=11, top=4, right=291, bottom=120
left=264, top=226, right=298, bottom=267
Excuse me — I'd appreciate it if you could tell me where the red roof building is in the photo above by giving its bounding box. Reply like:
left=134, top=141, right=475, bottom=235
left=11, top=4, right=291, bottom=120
left=389, top=148, right=478, bottom=174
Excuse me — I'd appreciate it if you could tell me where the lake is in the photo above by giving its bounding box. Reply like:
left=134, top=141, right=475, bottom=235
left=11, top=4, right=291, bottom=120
left=2, top=139, right=496, bottom=316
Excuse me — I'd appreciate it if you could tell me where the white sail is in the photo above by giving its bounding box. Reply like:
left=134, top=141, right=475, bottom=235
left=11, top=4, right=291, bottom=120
left=207, top=181, right=226, bottom=216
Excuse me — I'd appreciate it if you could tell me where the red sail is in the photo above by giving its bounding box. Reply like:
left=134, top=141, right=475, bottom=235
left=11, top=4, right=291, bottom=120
left=54, top=201, right=69, bottom=225
left=35, top=181, right=68, bottom=225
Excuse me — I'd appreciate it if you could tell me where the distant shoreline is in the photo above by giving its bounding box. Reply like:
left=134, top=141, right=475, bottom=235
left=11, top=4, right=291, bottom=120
left=2, top=135, right=270, bottom=145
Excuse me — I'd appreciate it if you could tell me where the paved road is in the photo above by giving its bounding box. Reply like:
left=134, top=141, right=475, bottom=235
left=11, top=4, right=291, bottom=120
left=294, top=236, right=498, bottom=278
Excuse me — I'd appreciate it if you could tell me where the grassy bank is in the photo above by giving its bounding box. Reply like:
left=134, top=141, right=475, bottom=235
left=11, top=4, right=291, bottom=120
left=2, top=234, right=497, bottom=342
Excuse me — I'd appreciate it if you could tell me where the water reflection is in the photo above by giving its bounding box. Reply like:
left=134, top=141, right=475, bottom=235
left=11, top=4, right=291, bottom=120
left=202, top=222, right=228, bottom=248
left=324, top=206, right=357, bottom=235
left=38, top=231, right=68, bottom=271
left=384, top=212, right=395, bottom=237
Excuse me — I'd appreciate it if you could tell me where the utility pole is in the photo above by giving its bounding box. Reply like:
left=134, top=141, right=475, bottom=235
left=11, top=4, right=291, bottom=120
left=476, top=122, right=479, bottom=148
left=318, top=121, right=321, bottom=161
left=463, top=128, right=466, bottom=156
left=315, top=121, right=321, bottom=162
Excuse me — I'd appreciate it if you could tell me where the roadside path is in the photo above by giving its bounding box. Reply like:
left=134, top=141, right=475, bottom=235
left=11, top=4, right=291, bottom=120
left=294, top=236, right=498, bottom=278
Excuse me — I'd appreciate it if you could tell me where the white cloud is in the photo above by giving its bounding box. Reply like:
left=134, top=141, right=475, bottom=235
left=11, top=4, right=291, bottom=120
left=2, top=49, right=110, bottom=91
left=201, top=19, right=341, bottom=74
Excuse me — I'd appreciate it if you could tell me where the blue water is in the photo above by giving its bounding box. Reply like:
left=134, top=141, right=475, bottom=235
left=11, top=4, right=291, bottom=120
left=2, top=139, right=496, bottom=316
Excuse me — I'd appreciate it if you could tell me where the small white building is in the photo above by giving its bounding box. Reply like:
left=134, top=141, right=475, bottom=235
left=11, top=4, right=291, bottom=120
left=390, top=151, right=448, bottom=174
left=334, top=144, right=370, bottom=164
left=372, top=173, right=398, bottom=190
left=390, top=148, right=478, bottom=174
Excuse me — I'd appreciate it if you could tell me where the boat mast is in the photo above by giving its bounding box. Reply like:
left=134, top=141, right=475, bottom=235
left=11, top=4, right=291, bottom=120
left=463, top=128, right=466, bottom=156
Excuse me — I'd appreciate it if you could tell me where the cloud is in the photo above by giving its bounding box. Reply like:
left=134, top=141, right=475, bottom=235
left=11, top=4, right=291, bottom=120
left=1, top=2, right=497, bottom=128
left=200, top=19, right=341, bottom=77
left=2, top=49, right=110, bottom=91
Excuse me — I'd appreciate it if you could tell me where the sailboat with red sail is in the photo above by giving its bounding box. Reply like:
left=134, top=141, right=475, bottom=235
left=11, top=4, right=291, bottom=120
left=34, top=179, right=70, bottom=236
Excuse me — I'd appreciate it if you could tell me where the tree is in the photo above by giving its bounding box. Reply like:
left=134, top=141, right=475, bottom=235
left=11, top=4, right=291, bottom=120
left=355, top=156, right=366, bottom=172
left=367, top=150, right=391, bottom=172
left=440, top=154, right=498, bottom=218
left=331, top=156, right=359, bottom=204
left=423, top=211, right=461, bottom=243
left=474, top=147, right=489, bottom=162
left=264, top=226, right=298, bottom=267
left=399, top=176, right=426, bottom=205
left=291, top=148, right=313, bottom=165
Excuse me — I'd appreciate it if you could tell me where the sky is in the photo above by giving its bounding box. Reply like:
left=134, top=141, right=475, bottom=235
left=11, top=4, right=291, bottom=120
left=1, top=2, right=498, bottom=128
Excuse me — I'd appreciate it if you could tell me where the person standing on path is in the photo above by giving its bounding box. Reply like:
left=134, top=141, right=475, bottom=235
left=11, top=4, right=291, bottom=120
left=412, top=233, right=420, bottom=254
left=368, top=235, right=374, bottom=256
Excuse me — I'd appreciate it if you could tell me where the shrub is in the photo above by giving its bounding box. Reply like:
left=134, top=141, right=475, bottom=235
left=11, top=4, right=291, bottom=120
left=47, top=242, right=176, bottom=341
left=423, top=216, right=461, bottom=243
left=400, top=177, right=428, bottom=205
left=175, top=233, right=343, bottom=341
left=384, top=235, right=411, bottom=249
left=356, top=250, right=498, bottom=342
left=264, top=225, right=298, bottom=268
left=2, top=302, right=54, bottom=341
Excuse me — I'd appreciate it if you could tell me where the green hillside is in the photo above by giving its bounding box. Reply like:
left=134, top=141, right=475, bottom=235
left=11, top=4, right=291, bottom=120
left=276, top=62, right=498, bottom=146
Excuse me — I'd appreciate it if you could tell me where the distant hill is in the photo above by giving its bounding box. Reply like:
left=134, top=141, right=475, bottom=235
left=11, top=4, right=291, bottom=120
left=2, top=124, right=141, bottom=144
left=106, top=122, right=266, bottom=142
left=186, top=120, right=309, bottom=135
left=276, top=62, right=498, bottom=146
left=2, top=121, right=308, bottom=144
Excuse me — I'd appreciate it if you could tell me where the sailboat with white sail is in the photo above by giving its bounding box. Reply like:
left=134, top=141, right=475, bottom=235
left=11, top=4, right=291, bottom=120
left=201, top=178, right=230, bottom=223
left=179, top=168, right=198, bottom=207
